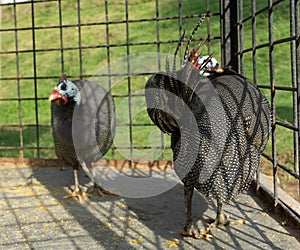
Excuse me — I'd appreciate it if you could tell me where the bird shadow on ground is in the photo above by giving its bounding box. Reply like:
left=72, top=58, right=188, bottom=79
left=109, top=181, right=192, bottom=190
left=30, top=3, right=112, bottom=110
left=122, top=184, right=208, bottom=244
left=29, top=166, right=300, bottom=249
left=122, top=187, right=294, bottom=250
left=30, top=165, right=210, bottom=249
left=30, top=166, right=136, bottom=249
left=206, top=187, right=300, bottom=249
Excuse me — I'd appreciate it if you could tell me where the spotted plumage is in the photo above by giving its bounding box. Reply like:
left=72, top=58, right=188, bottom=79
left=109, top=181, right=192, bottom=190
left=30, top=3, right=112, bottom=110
left=145, top=17, right=271, bottom=238
left=49, top=74, right=116, bottom=200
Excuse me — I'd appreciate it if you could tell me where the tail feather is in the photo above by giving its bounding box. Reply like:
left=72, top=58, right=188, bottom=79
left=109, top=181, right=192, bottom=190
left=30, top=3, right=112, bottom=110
left=183, top=15, right=206, bottom=65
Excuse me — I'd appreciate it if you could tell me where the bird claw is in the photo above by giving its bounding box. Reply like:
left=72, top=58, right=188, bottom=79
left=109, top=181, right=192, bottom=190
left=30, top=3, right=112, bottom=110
left=199, top=228, right=213, bottom=241
left=180, top=225, right=213, bottom=240
left=90, top=183, right=118, bottom=197
left=180, top=225, right=201, bottom=239
left=199, top=227, right=211, bottom=235
left=63, top=189, right=92, bottom=201
left=227, top=219, right=247, bottom=226
left=206, top=214, right=246, bottom=228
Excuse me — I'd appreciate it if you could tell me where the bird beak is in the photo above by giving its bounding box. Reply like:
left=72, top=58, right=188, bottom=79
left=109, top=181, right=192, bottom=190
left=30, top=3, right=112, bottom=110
left=214, top=66, right=224, bottom=74
left=48, top=89, right=68, bottom=105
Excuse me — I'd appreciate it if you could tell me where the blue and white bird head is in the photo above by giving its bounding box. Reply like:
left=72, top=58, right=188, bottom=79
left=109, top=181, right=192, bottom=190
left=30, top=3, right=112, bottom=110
left=197, top=55, right=220, bottom=76
left=188, top=49, right=223, bottom=76
left=49, top=74, right=81, bottom=105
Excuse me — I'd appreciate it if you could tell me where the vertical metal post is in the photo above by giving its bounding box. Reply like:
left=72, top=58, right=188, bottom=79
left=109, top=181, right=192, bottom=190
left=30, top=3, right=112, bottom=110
left=220, top=0, right=239, bottom=71
left=125, top=0, right=133, bottom=164
left=268, top=0, right=278, bottom=205
left=155, top=0, right=165, bottom=160
left=251, top=0, right=260, bottom=185
left=13, top=2, right=23, bottom=158
left=77, top=0, right=82, bottom=78
left=155, top=0, right=160, bottom=66
left=206, top=0, right=211, bottom=54
left=105, top=0, right=114, bottom=159
left=290, top=0, right=299, bottom=177
left=295, top=0, right=300, bottom=200
left=251, top=0, right=257, bottom=86
left=178, top=0, right=183, bottom=66
left=58, top=0, right=64, bottom=73
left=238, top=0, right=244, bottom=75
left=31, top=1, right=40, bottom=158
left=178, top=0, right=182, bottom=42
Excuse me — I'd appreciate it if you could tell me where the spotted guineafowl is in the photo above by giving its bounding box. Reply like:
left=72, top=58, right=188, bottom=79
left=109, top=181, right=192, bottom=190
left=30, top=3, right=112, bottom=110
left=49, top=74, right=117, bottom=200
left=145, top=17, right=271, bottom=238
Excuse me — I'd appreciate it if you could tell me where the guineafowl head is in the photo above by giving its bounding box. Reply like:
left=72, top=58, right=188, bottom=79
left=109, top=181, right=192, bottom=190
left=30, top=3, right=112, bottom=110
left=49, top=74, right=81, bottom=106
left=192, top=54, right=222, bottom=76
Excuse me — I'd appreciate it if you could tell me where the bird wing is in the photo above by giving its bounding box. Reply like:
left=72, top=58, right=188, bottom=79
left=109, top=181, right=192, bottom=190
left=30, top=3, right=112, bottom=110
left=210, top=74, right=271, bottom=153
left=145, top=73, right=181, bottom=135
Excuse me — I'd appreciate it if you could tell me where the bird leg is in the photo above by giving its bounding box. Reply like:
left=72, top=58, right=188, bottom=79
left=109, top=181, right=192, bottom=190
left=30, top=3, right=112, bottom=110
left=89, top=182, right=118, bottom=197
left=64, top=169, right=92, bottom=201
left=206, top=201, right=245, bottom=229
left=80, top=161, right=118, bottom=197
left=206, top=201, right=229, bottom=227
left=180, top=187, right=201, bottom=239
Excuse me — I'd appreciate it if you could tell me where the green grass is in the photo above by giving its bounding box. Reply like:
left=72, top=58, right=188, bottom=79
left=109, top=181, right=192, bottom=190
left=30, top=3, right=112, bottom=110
left=0, top=0, right=297, bottom=175
left=240, top=1, right=296, bottom=170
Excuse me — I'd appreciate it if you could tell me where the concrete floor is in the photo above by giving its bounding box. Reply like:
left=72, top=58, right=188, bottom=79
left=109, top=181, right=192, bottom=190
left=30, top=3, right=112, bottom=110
left=0, top=165, right=299, bottom=250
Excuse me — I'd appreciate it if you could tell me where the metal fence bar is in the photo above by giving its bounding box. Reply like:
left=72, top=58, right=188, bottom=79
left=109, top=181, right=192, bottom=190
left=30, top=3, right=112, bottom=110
left=296, top=0, right=300, bottom=200
left=290, top=0, right=299, bottom=178
left=155, top=0, right=161, bottom=61
left=0, top=72, right=168, bottom=83
left=262, top=153, right=300, bottom=179
left=13, top=1, right=23, bottom=158
left=268, top=0, right=278, bottom=205
left=77, top=0, right=83, bottom=78
left=0, top=123, right=157, bottom=128
left=105, top=0, right=114, bottom=160
left=238, top=0, right=244, bottom=75
left=0, top=146, right=53, bottom=150
left=0, top=37, right=221, bottom=55
left=251, top=0, right=260, bottom=185
left=238, top=36, right=298, bottom=54
left=220, top=0, right=238, bottom=70
left=276, top=120, right=298, bottom=131
left=0, top=14, right=220, bottom=33
left=125, top=0, right=133, bottom=165
left=0, top=145, right=170, bottom=151
left=58, top=0, right=64, bottom=73
left=251, top=0, right=257, bottom=87
left=157, top=0, right=165, bottom=160
left=30, top=1, right=40, bottom=158
left=1, top=0, right=57, bottom=6
left=206, top=0, right=211, bottom=54
left=0, top=124, right=50, bottom=128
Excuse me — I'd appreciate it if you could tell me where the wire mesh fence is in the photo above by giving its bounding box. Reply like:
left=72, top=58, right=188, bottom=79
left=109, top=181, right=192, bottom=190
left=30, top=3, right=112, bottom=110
left=0, top=0, right=299, bottom=220
left=0, top=0, right=221, bottom=160
left=233, top=0, right=300, bottom=220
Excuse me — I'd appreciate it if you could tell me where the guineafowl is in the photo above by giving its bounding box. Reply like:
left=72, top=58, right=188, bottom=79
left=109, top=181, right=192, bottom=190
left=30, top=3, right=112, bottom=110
left=145, top=17, right=271, bottom=238
left=49, top=74, right=117, bottom=200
